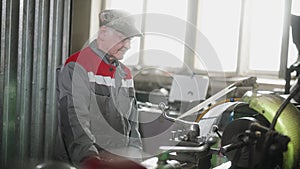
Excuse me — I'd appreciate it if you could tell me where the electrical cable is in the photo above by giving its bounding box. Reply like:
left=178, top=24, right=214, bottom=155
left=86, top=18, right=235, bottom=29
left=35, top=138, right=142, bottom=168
left=269, top=84, right=300, bottom=130
left=195, top=98, right=241, bottom=122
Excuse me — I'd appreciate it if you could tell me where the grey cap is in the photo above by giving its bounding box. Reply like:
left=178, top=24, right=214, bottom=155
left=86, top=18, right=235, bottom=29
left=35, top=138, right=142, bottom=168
left=99, top=9, right=142, bottom=38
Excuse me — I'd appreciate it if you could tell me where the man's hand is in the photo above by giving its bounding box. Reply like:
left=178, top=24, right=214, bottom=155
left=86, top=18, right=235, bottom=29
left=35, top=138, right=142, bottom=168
left=81, top=154, right=146, bottom=169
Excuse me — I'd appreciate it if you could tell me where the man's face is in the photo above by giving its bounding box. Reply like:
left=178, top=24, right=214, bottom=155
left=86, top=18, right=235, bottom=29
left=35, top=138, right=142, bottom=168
left=101, top=27, right=131, bottom=60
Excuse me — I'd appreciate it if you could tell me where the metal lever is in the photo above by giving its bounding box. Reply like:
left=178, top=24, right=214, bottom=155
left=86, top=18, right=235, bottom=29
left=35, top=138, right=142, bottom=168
left=159, top=144, right=209, bottom=153
left=178, top=77, right=257, bottom=119
left=220, top=141, right=246, bottom=154
left=159, top=102, right=199, bottom=126
left=212, top=125, right=222, bottom=138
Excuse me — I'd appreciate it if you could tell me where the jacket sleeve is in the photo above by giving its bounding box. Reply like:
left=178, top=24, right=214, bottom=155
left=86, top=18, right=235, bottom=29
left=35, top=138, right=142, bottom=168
left=57, top=62, right=99, bottom=165
left=128, top=94, right=143, bottom=150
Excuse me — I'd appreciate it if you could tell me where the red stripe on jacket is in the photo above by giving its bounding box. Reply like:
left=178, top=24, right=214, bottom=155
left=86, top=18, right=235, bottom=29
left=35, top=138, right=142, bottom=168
left=65, top=47, right=132, bottom=79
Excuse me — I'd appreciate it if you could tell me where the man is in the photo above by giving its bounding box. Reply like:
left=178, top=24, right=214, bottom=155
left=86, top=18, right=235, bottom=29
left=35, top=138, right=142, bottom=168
left=55, top=9, right=144, bottom=169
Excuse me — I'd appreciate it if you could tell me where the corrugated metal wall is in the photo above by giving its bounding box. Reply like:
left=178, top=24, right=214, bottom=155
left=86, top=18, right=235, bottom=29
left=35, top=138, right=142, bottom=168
left=0, top=0, right=71, bottom=167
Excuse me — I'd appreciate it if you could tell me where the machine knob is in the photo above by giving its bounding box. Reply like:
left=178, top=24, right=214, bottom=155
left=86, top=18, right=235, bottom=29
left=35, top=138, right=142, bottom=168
left=159, top=102, right=167, bottom=111
left=212, top=125, right=222, bottom=138
left=177, top=130, right=183, bottom=137
left=171, top=130, right=177, bottom=140
left=187, top=124, right=200, bottom=141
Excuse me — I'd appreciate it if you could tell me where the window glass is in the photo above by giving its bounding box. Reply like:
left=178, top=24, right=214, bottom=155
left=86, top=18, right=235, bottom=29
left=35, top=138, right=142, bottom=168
left=291, top=0, right=300, bottom=15
left=248, top=0, right=284, bottom=71
left=195, top=0, right=241, bottom=72
left=143, top=35, right=184, bottom=67
left=108, top=0, right=143, bottom=14
left=146, top=0, right=187, bottom=21
left=143, top=0, right=188, bottom=67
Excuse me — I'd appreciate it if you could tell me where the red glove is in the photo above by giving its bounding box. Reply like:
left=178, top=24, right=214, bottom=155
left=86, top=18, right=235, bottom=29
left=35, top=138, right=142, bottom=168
left=81, top=155, right=146, bottom=169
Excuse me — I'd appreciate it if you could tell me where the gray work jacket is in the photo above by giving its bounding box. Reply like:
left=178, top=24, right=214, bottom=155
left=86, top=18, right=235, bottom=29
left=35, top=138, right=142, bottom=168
left=54, top=44, right=142, bottom=165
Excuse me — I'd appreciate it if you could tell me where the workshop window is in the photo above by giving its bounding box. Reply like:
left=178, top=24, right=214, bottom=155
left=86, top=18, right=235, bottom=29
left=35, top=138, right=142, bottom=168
left=195, top=0, right=241, bottom=72
left=143, top=0, right=187, bottom=67
left=107, top=0, right=188, bottom=67
left=247, top=0, right=285, bottom=73
left=195, top=0, right=288, bottom=77
left=106, top=0, right=293, bottom=78
left=143, top=35, right=185, bottom=68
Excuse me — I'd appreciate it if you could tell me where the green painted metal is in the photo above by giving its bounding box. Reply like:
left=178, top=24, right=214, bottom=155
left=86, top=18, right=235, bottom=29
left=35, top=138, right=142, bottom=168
left=245, top=93, right=300, bottom=169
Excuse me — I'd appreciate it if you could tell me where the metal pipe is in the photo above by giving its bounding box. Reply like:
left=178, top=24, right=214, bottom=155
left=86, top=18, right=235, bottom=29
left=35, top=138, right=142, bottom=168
left=279, top=0, right=292, bottom=78
left=0, top=0, right=9, bottom=165
left=1, top=0, right=19, bottom=165
left=44, top=0, right=65, bottom=159
left=62, top=0, right=71, bottom=62
left=16, top=0, right=34, bottom=162
left=31, top=0, right=49, bottom=160
left=159, top=145, right=208, bottom=153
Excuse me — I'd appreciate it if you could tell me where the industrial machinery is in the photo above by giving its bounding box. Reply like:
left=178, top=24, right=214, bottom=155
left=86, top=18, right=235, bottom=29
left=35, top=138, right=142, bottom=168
left=143, top=77, right=300, bottom=169
left=32, top=77, right=300, bottom=169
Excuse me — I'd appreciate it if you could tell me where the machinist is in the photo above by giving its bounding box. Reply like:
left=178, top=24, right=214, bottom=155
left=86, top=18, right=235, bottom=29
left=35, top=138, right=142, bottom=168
left=55, top=9, right=144, bottom=169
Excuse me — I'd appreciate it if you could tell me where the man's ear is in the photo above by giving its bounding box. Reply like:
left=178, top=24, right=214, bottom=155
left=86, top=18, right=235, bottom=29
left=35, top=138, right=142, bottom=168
left=100, top=26, right=107, bottom=32
left=99, top=26, right=107, bottom=40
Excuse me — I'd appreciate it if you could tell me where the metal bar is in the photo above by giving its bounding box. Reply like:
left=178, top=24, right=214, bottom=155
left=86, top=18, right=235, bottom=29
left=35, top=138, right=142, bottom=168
left=178, top=86, right=236, bottom=119
left=183, top=0, right=198, bottom=73
left=62, top=0, right=71, bottom=62
left=16, top=0, right=25, bottom=162
left=178, top=77, right=257, bottom=119
left=279, top=0, right=292, bottom=78
left=16, top=0, right=34, bottom=162
left=159, top=145, right=208, bottom=152
left=236, top=0, right=247, bottom=76
left=0, top=0, right=8, bottom=165
left=31, top=0, right=49, bottom=161
left=1, top=0, right=19, bottom=166
left=44, top=0, right=63, bottom=159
